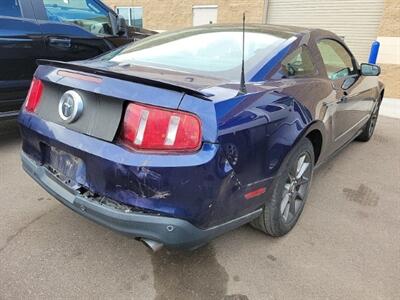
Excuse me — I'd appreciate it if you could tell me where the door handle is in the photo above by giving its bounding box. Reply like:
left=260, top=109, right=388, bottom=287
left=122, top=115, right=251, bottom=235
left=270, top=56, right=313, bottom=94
left=48, top=37, right=71, bottom=48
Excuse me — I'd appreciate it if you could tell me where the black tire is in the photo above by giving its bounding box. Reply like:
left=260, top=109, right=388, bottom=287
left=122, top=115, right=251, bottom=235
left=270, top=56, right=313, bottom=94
left=356, top=99, right=381, bottom=142
left=251, top=138, right=314, bottom=237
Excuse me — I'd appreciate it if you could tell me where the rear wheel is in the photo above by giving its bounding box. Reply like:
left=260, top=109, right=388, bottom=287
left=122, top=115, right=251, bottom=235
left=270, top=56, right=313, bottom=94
left=251, top=138, right=314, bottom=236
left=356, top=99, right=381, bottom=142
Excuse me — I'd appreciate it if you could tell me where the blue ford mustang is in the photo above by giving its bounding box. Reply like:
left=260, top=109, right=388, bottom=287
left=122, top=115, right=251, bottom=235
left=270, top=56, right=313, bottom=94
left=19, top=24, right=384, bottom=250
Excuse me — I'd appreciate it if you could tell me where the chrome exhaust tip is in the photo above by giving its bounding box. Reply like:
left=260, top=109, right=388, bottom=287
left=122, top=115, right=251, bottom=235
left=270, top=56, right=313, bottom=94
left=141, top=238, right=164, bottom=252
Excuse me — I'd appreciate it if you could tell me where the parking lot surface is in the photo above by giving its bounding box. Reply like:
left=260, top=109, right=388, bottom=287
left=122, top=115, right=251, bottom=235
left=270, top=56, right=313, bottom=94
left=0, top=116, right=399, bottom=300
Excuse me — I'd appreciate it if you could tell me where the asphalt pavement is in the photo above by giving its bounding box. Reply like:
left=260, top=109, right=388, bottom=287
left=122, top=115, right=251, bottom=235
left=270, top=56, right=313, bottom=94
left=0, top=115, right=399, bottom=300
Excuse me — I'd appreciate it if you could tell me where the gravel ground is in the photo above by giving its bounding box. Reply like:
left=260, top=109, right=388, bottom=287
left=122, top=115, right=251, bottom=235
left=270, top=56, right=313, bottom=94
left=0, top=115, right=399, bottom=300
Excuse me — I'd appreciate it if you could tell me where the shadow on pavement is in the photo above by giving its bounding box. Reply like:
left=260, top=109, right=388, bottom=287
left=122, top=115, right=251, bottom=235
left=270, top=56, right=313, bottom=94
left=151, top=244, right=250, bottom=300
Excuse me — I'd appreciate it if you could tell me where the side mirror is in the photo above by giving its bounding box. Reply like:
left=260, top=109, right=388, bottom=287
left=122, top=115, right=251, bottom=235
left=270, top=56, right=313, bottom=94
left=360, top=63, right=381, bottom=76
left=116, top=15, right=128, bottom=36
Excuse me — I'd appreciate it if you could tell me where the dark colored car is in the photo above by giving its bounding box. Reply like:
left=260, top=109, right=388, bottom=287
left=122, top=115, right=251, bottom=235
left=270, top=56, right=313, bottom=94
left=19, top=24, right=384, bottom=251
left=0, top=0, right=154, bottom=120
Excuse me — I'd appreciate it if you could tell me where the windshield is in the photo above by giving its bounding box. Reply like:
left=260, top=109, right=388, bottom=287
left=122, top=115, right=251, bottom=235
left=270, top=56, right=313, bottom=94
left=99, top=27, right=290, bottom=80
left=43, top=0, right=113, bottom=35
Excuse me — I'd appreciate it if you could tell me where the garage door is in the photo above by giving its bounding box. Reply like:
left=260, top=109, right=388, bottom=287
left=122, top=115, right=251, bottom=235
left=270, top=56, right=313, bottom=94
left=193, top=5, right=218, bottom=26
left=266, top=0, right=384, bottom=62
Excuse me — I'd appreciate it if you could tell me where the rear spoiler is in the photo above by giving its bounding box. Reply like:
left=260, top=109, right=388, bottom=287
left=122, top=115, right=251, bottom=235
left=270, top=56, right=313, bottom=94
left=36, top=59, right=212, bottom=100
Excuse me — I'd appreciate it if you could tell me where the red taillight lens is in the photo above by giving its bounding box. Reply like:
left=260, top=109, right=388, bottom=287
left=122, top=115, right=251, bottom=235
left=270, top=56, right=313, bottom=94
left=120, top=103, right=202, bottom=152
left=25, top=78, right=43, bottom=112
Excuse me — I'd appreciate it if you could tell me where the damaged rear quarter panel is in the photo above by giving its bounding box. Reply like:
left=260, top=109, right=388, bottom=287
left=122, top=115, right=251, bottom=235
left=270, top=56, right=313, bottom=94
left=214, top=87, right=313, bottom=212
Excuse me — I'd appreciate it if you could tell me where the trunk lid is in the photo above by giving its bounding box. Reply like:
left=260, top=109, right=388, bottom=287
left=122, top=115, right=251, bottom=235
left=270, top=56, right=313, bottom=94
left=35, top=81, right=124, bottom=142
left=34, top=62, right=194, bottom=142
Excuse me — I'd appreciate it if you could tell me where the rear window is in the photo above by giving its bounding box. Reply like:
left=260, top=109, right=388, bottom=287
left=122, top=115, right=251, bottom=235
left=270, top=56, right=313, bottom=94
left=99, top=27, right=290, bottom=80
left=0, top=0, right=22, bottom=18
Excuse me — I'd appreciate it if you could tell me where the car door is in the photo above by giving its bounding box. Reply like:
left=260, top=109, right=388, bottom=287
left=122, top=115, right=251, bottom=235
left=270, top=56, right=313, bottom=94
left=316, top=38, right=375, bottom=149
left=32, top=0, right=115, bottom=62
left=0, top=0, right=45, bottom=116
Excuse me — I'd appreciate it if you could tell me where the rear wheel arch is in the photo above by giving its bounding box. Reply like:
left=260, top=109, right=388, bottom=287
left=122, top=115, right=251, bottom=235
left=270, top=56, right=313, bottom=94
left=306, top=129, right=323, bottom=164
left=276, top=121, right=326, bottom=174
left=293, top=120, right=326, bottom=165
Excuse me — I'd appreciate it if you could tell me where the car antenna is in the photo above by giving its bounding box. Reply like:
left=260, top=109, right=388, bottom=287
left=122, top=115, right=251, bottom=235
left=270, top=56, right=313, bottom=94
left=238, top=12, right=247, bottom=95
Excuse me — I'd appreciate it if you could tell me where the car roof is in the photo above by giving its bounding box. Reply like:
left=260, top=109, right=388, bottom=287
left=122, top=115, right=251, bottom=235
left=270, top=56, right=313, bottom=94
left=191, top=23, right=336, bottom=40
left=194, top=23, right=311, bottom=35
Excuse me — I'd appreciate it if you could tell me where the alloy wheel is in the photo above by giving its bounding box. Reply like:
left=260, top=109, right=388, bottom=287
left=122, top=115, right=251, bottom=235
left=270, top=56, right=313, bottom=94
left=280, top=152, right=312, bottom=223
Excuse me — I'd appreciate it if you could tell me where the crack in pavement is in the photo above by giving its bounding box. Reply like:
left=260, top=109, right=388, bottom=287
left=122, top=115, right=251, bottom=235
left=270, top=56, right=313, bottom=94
left=0, top=207, right=56, bottom=254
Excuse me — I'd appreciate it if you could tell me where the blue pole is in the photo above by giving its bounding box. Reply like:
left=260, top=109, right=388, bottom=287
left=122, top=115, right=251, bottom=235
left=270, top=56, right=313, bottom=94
left=368, top=41, right=380, bottom=64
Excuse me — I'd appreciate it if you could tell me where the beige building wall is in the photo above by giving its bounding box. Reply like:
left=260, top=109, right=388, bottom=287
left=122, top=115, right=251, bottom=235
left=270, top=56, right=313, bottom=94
left=377, top=0, right=400, bottom=98
left=103, top=0, right=265, bottom=31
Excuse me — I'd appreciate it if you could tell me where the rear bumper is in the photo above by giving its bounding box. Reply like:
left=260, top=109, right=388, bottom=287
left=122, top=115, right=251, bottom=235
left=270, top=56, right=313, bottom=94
left=22, top=152, right=261, bottom=249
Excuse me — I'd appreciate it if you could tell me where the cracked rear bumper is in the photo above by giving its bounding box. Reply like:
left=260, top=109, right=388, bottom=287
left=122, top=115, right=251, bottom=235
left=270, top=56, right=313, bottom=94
left=21, top=152, right=262, bottom=249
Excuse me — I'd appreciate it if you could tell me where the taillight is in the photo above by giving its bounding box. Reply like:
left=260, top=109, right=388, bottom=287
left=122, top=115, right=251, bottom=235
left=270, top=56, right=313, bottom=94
left=120, top=103, right=202, bottom=152
left=25, top=78, right=43, bottom=112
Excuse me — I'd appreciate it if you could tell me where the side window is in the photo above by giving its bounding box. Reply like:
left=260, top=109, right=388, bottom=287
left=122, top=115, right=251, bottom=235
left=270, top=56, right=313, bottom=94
left=317, top=39, right=355, bottom=80
left=116, top=7, right=143, bottom=28
left=43, top=0, right=113, bottom=35
left=280, top=46, right=316, bottom=78
left=0, top=0, right=22, bottom=18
